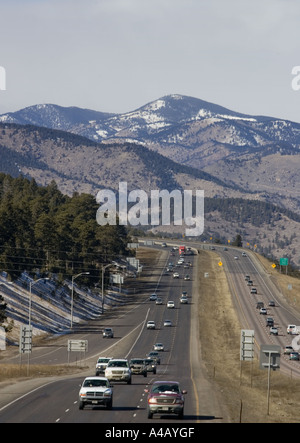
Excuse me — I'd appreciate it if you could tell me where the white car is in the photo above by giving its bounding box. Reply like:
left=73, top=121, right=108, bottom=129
left=147, top=321, right=156, bottom=329
left=180, top=296, right=188, bottom=304
left=79, top=377, right=113, bottom=410
left=164, top=320, right=172, bottom=327
left=95, top=357, right=113, bottom=376
left=167, top=300, right=175, bottom=308
left=153, top=343, right=164, bottom=351
left=155, top=298, right=163, bottom=305
left=105, top=359, right=132, bottom=384
left=173, top=272, right=180, bottom=278
left=149, top=293, right=157, bottom=301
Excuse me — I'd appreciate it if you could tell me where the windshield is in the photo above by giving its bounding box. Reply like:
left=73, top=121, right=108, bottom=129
left=83, top=379, right=109, bottom=388
left=108, top=361, right=128, bottom=368
left=152, top=384, right=180, bottom=393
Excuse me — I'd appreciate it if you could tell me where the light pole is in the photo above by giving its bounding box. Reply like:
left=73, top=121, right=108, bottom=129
left=101, top=264, right=114, bottom=314
left=71, top=272, right=90, bottom=328
left=29, top=278, right=49, bottom=327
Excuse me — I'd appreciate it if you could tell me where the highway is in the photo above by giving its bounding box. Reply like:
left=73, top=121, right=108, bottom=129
left=213, top=245, right=300, bottom=378
left=0, top=246, right=227, bottom=423
left=0, top=242, right=299, bottom=423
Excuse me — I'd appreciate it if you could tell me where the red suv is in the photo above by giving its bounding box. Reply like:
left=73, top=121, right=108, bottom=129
left=145, top=381, right=187, bottom=419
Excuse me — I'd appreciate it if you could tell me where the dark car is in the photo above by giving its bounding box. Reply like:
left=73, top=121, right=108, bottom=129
left=145, top=381, right=187, bottom=419
left=144, top=358, right=157, bottom=374
left=129, top=358, right=147, bottom=377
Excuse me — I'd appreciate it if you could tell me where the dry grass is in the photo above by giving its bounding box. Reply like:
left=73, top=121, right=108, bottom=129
left=198, top=250, right=300, bottom=423
left=0, top=364, right=83, bottom=383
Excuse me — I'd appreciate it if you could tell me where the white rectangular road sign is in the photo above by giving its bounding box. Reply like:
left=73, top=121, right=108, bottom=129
left=68, top=340, right=88, bottom=352
left=240, top=329, right=255, bottom=361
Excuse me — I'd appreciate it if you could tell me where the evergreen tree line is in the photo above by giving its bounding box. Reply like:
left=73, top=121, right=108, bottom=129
left=0, top=173, right=131, bottom=281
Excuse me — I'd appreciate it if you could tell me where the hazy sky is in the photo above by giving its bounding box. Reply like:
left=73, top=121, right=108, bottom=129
left=0, top=0, right=300, bottom=122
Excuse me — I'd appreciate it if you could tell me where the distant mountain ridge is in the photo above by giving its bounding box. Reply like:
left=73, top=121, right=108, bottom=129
left=2, top=94, right=300, bottom=149
left=1, top=94, right=300, bottom=216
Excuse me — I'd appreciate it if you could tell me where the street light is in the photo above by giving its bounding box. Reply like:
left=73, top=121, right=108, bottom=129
left=71, top=272, right=90, bottom=328
left=101, top=264, right=114, bottom=313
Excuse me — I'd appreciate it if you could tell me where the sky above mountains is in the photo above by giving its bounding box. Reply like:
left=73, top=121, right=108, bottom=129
left=0, top=0, right=300, bottom=123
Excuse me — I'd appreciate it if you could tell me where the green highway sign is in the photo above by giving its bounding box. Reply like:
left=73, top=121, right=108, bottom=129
left=280, top=258, right=289, bottom=266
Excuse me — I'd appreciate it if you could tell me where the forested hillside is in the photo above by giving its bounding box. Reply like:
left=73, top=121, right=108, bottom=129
left=0, top=174, right=130, bottom=280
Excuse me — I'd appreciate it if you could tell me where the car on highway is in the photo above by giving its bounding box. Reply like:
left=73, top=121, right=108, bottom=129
left=153, top=343, right=164, bottom=351
left=260, top=308, right=267, bottom=315
left=147, top=321, right=156, bottom=330
left=289, top=352, right=299, bottom=361
left=268, top=300, right=276, bottom=307
left=256, top=302, right=264, bottom=309
left=164, top=319, right=172, bottom=327
left=149, top=293, right=158, bottom=301
left=144, top=358, right=157, bottom=374
left=129, top=358, right=147, bottom=377
left=234, top=256, right=239, bottom=260
left=287, top=324, right=299, bottom=335
left=245, top=275, right=250, bottom=281
left=102, top=327, right=114, bottom=338
left=266, top=317, right=274, bottom=327
left=247, top=280, right=253, bottom=286
left=173, top=272, right=180, bottom=278
left=167, top=300, right=175, bottom=308
left=79, top=377, right=113, bottom=410
left=184, top=274, right=190, bottom=281
left=104, top=358, right=132, bottom=384
left=155, top=297, right=163, bottom=305
left=146, top=351, right=161, bottom=365
left=242, top=252, right=247, bottom=257
left=145, top=380, right=187, bottom=419
left=270, top=327, right=278, bottom=336
left=95, top=357, right=113, bottom=376
left=250, top=288, right=257, bottom=294
left=180, top=295, right=188, bottom=304
left=283, top=346, right=294, bottom=355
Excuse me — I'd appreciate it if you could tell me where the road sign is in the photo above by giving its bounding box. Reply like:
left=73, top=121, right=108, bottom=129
left=68, top=340, right=88, bottom=352
left=240, top=330, right=255, bottom=361
left=280, top=258, right=288, bottom=266
left=259, top=345, right=280, bottom=370
left=19, top=326, right=32, bottom=354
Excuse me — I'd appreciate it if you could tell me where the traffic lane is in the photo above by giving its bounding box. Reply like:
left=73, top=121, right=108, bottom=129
left=219, top=248, right=300, bottom=376
left=0, top=378, right=80, bottom=423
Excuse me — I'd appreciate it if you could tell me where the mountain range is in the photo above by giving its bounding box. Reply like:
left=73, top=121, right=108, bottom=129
left=0, top=94, right=300, bottom=264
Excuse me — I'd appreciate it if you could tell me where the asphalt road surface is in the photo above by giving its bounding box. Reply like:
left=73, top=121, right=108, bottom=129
left=0, top=247, right=227, bottom=423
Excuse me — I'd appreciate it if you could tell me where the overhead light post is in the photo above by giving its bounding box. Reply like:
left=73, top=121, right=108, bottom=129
left=71, top=272, right=90, bottom=328
left=101, top=264, right=114, bottom=314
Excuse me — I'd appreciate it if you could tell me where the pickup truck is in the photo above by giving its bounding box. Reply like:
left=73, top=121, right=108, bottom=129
left=79, top=377, right=113, bottom=410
